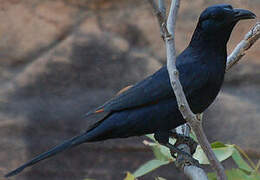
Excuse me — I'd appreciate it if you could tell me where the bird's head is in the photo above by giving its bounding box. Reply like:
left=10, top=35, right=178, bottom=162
left=192, top=4, right=256, bottom=44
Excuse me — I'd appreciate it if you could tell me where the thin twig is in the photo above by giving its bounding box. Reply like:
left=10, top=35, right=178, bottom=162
left=234, top=145, right=257, bottom=170
left=147, top=0, right=166, bottom=39
left=158, top=0, right=166, bottom=19
left=226, top=22, right=260, bottom=71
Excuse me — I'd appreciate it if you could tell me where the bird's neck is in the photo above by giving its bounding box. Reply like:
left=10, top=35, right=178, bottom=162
left=189, top=24, right=235, bottom=54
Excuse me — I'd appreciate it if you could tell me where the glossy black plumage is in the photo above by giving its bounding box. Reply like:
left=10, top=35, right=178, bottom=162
left=5, top=4, right=256, bottom=178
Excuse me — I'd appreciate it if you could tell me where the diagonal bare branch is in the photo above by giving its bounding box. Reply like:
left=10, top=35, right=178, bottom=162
left=164, top=1, right=227, bottom=179
left=226, top=22, right=260, bottom=71
left=180, top=21, right=260, bottom=179
left=149, top=0, right=226, bottom=179
left=148, top=0, right=260, bottom=180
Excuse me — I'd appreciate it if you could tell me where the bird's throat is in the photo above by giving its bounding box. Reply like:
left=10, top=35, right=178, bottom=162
left=189, top=23, right=236, bottom=51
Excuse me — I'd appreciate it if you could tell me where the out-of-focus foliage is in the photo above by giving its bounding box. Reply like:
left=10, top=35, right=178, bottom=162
left=208, top=169, right=260, bottom=180
left=193, top=141, right=234, bottom=164
left=125, top=134, right=260, bottom=180
left=133, top=159, right=170, bottom=178
left=124, top=172, right=136, bottom=180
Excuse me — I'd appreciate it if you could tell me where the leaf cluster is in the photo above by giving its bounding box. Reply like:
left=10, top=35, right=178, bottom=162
left=124, top=134, right=260, bottom=180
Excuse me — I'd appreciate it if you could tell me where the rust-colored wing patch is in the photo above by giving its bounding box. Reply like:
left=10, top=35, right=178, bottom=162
left=95, top=108, right=104, bottom=113
left=116, top=85, right=133, bottom=96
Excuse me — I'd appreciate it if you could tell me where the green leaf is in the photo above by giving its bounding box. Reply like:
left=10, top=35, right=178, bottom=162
left=124, top=172, right=135, bottom=180
left=207, top=172, right=217, bottom=180
left=211, top=141, right=227, bottom=148
left=208, top=168, right=260, bottom=180
left=133, top=159, right=170, bottom=178
left=156, top=145, right=173, bottom=160
left=193, top=143, right=234, bottom=164
left=151, top=144, right=170, bottom=161
left=232, top=148, right=253, bottom=172
left=226, top=168, right=255, bottom=180
left=146, top=134, right=156, bottom=141
left=169, top=136, right=176, bottom=145
left=250, top=172, right=260, bottom=180
left=145, top=134, right=174, bottom=161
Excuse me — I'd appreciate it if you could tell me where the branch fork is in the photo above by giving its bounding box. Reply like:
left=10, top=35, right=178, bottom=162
left=148, top=0, right=260, bottom=180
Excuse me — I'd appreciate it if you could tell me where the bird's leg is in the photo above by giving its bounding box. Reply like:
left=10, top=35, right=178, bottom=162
left=170, top=131, right=198, bottom=155
left=154, top=131, right=200, bottom=168
left=165, top=142, right=200, bottom=168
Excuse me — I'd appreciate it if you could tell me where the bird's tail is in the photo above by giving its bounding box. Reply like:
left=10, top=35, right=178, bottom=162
left=4, top=132, right=91, bottom=178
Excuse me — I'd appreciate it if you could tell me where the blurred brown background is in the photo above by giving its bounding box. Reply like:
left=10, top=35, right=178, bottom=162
left=0, top=0, right=259, bottom=179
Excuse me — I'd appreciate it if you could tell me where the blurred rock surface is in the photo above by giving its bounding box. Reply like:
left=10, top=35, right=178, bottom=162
left=0, top=0, right=259, bottom=179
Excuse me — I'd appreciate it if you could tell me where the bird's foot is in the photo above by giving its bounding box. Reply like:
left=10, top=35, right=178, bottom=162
left=171, top=132, right=198, bottom=155
left=175, top=150, right=200, bottom=169
left=165, top=142, right=200, bottom=169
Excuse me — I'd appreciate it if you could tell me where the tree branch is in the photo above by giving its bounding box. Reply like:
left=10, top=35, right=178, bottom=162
left=148, top=0, right=260, bottom=180
left=226, top=22, right=260, bottom=71
left=147, top=0, right=166, bottom=39
left=164, top=1, right=227, bottom=179
left=176, top=20, right=260, bottom=179
left=158, top=0, right=166, bottom=19
left=175, top=125, right=208, bottom=180
left=148, top=0, right=227, bottom=179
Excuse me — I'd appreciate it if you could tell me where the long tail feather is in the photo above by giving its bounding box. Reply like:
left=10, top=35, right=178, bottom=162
left=5, top=133, right=90, bottom=178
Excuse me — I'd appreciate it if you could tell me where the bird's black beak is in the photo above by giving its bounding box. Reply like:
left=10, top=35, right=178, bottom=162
left=233, top=8, right=256, bottom=21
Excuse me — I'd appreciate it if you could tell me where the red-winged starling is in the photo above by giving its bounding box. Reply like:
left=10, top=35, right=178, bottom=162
left=5, top=4, right=256, bottom=178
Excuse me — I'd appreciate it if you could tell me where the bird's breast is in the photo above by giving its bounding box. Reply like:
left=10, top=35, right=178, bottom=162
left=190, top=63, right=225, bottom=113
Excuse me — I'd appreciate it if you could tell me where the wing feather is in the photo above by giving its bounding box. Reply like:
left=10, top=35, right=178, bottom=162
left=91, top=61, right=209, bottom=114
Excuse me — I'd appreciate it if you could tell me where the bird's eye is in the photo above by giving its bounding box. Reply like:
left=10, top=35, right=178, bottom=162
left=211, top=13, right=217, bottom=19
left=211, top=13, right=224, bottom=21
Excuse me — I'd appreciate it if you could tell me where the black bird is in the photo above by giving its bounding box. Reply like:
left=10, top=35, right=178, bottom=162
left=5, top=4, right=256, bottom=178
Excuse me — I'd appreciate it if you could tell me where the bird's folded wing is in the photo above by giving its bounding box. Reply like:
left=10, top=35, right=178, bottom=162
left=91, top=67, right=172, bottom=113
left=89, top=62, right=209, bottom=115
